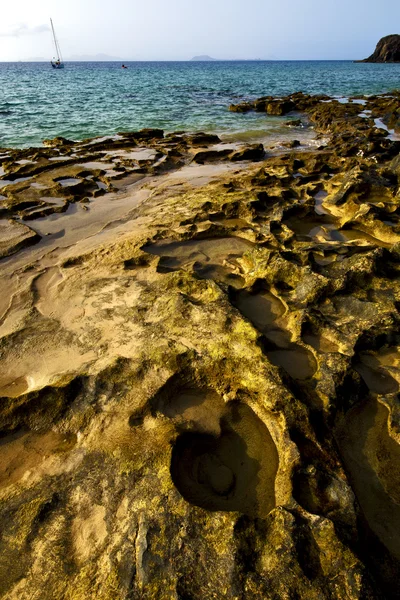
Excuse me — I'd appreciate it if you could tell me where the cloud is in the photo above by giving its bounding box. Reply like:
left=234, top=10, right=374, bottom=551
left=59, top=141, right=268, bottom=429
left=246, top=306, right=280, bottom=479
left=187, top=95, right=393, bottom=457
left=0, top=23, right=50, bottom=38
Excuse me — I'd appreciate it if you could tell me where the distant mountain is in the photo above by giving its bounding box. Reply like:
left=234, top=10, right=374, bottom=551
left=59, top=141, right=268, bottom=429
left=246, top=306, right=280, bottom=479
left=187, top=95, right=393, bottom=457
left=190, top=55, right=216, bottom=61
left=66, top=53, right=124, bottom=61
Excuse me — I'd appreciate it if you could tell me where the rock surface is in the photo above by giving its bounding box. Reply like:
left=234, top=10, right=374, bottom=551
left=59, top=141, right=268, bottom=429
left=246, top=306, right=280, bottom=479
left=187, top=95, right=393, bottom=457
left=360, top=34, right=400, bottom=62
left=0, top=93, right=400, bottom=599
left=0, top=219, right=39, bottom=258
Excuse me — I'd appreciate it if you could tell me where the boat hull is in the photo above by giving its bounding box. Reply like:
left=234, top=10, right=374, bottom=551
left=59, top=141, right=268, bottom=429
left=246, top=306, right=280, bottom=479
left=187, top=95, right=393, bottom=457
left=51, top=62, right=65, bottom=69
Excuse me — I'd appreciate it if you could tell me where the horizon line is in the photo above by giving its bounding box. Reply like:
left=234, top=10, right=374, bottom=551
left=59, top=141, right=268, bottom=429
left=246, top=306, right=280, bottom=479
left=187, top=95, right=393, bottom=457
left=0, top=58, right=369, bottom=63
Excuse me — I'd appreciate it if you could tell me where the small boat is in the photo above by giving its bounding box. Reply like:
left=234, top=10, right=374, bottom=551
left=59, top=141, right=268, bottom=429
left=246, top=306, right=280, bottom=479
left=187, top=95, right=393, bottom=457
left=50, top=18, right=65, bottom=69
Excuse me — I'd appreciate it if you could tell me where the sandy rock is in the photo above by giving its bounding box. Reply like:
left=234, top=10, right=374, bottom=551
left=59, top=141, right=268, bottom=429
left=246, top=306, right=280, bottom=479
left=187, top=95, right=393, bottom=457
left=1, top=93, right=400, bottom=598
left=0, top=219, right=40, bottom=258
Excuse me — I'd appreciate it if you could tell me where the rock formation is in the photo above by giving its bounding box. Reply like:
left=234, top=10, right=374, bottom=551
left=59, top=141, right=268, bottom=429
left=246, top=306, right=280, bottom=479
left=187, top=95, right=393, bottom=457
left=359, top=34, right=400, bottom=62
left=0, top=92, right=400, bottom=598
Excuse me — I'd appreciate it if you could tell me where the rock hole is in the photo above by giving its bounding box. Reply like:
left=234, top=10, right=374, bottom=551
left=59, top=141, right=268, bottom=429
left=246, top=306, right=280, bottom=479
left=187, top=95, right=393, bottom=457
left=229, top=286, right=285, bottom=333
left=266, top=346, right=317, bottom=381
left=335, top=398, right=400, bottom=562
left=170, top=402, right=278, bottom=517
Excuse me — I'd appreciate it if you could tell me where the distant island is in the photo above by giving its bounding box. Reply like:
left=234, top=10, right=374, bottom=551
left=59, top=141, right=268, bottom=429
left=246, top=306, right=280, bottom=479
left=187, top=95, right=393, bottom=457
left=190, top=55, right=216, bottom=62
left=358, top=34, right=400, bottom=62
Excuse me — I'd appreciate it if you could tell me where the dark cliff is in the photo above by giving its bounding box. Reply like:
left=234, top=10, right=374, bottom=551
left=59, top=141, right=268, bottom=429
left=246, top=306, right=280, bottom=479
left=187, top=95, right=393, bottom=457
left=359, top=34, right=400, bottom=62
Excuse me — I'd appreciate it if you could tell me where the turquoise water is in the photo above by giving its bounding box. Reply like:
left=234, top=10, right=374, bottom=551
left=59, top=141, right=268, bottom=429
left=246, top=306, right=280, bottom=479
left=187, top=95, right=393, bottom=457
left=0, top=61, right=400, bottom=148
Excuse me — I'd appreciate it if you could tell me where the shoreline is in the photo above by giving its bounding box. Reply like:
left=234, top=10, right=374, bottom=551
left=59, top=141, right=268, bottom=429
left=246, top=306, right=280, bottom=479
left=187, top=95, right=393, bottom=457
left=1, top=60, right=400, bottom=148
left=0, top=91, right=400, bottom=598
left=1, top=89, right=400, bottom=235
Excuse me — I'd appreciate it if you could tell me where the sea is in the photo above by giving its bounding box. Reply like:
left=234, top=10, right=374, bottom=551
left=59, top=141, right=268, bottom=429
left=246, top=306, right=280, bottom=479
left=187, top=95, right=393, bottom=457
left=0, top=60, right=400, bottom=148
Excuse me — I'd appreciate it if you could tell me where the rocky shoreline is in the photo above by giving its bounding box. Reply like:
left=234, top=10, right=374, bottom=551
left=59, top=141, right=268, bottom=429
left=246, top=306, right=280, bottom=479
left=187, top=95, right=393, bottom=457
left=0, top=92, right=400, bottom=599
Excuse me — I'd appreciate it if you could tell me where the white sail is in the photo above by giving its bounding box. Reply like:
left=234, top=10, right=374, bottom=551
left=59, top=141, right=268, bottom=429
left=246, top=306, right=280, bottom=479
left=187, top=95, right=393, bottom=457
left=50, top=19, right=64, bottom=68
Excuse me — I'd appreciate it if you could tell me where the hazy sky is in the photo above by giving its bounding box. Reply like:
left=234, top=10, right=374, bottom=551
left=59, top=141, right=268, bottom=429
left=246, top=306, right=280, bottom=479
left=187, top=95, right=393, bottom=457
left=0, top=0, right=399, bottom=61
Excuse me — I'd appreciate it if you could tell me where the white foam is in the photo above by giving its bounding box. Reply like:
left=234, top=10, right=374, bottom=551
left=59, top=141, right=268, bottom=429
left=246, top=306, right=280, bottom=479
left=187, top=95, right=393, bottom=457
left=374, top=118, right=400, bottom=141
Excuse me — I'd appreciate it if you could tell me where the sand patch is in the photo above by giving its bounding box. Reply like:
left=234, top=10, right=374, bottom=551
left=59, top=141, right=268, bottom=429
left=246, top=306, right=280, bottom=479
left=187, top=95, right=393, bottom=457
left=0, top=430, right=76, bottom=489
left=72, top=503, right=107, bottom=563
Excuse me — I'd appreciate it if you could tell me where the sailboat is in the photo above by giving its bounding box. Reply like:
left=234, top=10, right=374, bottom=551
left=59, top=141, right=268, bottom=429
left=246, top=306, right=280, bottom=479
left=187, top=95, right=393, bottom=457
left=50, top=18, right=65, bottom=69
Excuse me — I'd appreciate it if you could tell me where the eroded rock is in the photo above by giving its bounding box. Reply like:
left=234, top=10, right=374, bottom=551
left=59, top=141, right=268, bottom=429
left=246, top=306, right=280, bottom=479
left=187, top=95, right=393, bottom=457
left=0, top=219, right=40, bottom=257
left=0, top=93, right=400, bottom=599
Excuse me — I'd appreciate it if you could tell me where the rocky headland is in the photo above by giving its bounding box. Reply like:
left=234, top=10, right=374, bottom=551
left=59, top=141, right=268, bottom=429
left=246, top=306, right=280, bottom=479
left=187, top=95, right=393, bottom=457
left=359, top=34, right=400, bottom=63
left=0, top=91, right=400, bottom=599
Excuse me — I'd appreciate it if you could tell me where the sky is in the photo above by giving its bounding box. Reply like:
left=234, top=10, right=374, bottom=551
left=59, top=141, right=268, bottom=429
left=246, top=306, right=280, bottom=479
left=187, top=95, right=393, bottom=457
left=0, top=0, right=399, bottom=61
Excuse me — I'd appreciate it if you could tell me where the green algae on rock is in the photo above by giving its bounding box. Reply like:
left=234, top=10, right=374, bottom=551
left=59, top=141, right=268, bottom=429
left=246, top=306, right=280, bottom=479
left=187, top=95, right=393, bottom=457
left=0, top=92, right=400, bottom=598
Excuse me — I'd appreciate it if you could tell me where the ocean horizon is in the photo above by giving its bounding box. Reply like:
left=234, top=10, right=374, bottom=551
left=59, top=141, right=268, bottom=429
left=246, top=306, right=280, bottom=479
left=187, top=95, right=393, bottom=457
left=0, top=59, right=371, bottom=62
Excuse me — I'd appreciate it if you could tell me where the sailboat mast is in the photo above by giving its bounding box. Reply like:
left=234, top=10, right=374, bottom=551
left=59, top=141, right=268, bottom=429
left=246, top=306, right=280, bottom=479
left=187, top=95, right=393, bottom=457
left=50, top=18, right=63, bottom=63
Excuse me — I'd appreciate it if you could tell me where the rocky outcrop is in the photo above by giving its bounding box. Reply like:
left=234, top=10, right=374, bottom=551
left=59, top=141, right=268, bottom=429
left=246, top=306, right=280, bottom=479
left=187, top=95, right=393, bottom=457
left=230, top=143, right=265, bottom=161
left=1, top=93, right=400, bottom=598
left=359, top=34, right=400, bottom=62
left=43, top=136, right=75, bottom=147
left=230, top=97, right=296, bottom=115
